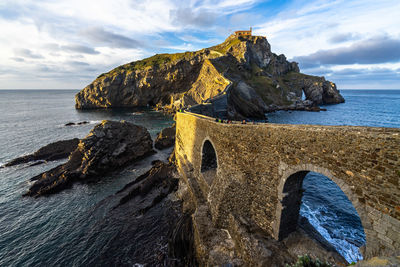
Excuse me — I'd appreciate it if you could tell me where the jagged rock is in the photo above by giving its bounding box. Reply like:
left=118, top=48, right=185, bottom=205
left=3, top=138, right=79, bottom=167
left=228, top=81, right=268, bottom=119
left=83, top=160, right=184, bottom=266
left=283, top=72, right=345, bottom=105
left=154, top=125, right=176, bottom=150
left=116, top=161, right=178, bottom=208
left=75, top=34, right=344, bottom=118
left=23, top=120, right=154, bottom=197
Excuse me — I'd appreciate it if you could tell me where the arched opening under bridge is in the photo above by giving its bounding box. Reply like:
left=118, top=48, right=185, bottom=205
left=276, top=170, right=366, bottom=263
left=201, top=140, right=217, bottom=185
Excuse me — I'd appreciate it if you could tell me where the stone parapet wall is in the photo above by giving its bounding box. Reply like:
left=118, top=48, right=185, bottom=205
left=175, top=111, right=400, bottom=259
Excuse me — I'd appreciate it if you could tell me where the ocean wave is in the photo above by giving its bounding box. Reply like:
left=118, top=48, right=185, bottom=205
left=301, top=203, right=364, bottom=263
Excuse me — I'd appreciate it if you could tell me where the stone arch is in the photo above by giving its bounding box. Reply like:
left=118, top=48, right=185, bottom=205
left=274, top=164, right=370, bottom=256
left=200, top=139, right=218, bottom=186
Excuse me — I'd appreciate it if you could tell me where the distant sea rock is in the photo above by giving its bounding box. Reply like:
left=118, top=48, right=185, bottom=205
left=3, top=138, right=79, bottom=168
left=23, top=120, right=153, bottom=197
left=75, top=34, right=344, bottom=119
left=64, top=121, right=89, bottom=126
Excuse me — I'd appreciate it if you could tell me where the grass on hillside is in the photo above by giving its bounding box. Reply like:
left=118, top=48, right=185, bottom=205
left=97, top=51, right=197, bottom=79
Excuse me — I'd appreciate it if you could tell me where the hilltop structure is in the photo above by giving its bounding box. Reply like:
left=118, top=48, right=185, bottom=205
left=234, top=27, right=252, bottom=37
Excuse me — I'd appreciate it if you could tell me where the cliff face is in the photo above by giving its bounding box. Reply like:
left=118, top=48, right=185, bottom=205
left=75, top=35, right=344, bottom=118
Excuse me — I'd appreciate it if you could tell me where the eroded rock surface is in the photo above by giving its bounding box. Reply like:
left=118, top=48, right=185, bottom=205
left=75, top=34, right=344, bottom=119
left=23, top=120, right=153, bottom=197
left=78, top=160, right=187, bottom=266
left=3, top=138, right=79, bottom=167
left=154, top=125, right=176, bottom=150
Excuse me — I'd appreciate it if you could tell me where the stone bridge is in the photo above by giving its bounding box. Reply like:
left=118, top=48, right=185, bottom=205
left=174, top=111, right=400, bottom=263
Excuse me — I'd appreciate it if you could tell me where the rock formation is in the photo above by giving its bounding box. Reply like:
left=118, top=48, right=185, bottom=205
left=115, top=160, right=178, bottom=209
left=154, top=125, right=176, bottom=150
left=3, top=138, right=79, bottom=167
left=23, top=120, right=153, bottom=197
left=75, top=34, right=344, bottom=119
left=80, top=160, right=186, bottom=266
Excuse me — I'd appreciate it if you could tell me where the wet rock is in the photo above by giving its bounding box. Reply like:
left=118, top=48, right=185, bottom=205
left=116, top=161, right=178, bottom=209
left=168, top=213, right=198, bottom=267
left=3, top=138, right=79, bottom=167
left=23, top=120, right=154, bottom=197
left=65, top=122, right=75, bottom=126
left=28, top=160, right=46, bottom=167
left=77, top=121, right=89, bottom=125
left=154, top=125, right=176, bottom=150
left=82, top=161, right=184, bottom=266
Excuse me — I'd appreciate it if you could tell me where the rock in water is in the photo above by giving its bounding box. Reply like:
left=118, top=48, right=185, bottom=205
left=154, top=125, right=176, bottom=150
left=23, top=120, right=154, bottom=197
left=75, top=34, right=344, bottom=119
left=80, top=161, right=184, bottom=266
left=115, top=160, right=178, bottom=209
left=3, top=138, right=79, bottom=167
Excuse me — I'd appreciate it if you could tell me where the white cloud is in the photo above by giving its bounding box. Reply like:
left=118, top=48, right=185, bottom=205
left=254, top=0, right=400, bottom=88
left=0, top=0, right=260, bottom=89
left=255, top=0, right=400, bottom=57
left=0, top=0, right=399, bottom=89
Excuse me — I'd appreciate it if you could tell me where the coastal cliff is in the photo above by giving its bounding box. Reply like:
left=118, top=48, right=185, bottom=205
left=75, top=34, right=344, bottom=118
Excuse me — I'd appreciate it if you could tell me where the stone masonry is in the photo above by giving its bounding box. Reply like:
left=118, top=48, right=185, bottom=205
left=175, top=111, right=400, bottom=262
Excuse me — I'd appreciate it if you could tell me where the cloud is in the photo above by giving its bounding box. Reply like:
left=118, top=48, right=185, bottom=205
left=43, top=43, right=99, bottom=55
left=61, top=44, right=99, bottom=55
left=330, top=67, right=400, bottom=80
left=170, top=8, right=217, bottom=27
left=82, top=27, right=143, bottom=48
left=2, top=0, right=400, bottom=89
left=329, top=32, right=361, bottom=43
left=14, top=48, right=44, bottom=59
left=66, top=60, right=90, bottom=67
left=10, top=57, right=25, bottom=62
left=294, top=36, right=400, bottom=67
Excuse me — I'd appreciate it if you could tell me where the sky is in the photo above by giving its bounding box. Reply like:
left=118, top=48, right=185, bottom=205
left=0, top=0, right=399, bottom=89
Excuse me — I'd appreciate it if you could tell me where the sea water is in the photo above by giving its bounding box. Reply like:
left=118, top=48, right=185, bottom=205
left=0, top=89, right=398, bottom=265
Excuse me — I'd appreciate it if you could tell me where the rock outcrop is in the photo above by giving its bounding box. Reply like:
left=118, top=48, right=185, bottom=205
left=154, top=125, right=176, bottom=150
left=3, top=138, right=79, bottom=167
left=116, top=160, right=178, bottom=209
left=23, top=120, right=153, bottom=197
left=81, top=160, right=186, bottom=266
left=75, top=34, right=344, bottom=119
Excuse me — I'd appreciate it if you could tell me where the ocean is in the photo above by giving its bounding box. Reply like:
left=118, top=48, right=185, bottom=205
left=0, top=89, right=399, bottom=265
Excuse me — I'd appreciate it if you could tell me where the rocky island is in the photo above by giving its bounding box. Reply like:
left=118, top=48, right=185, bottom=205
left=23, top=120, right=154, bottom=197
left=75, top=33, right=344, bottom=119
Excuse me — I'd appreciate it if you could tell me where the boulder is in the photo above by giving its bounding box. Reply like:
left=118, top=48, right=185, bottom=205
left=23, top=120, right=154, bottom=197
left=3, top=138, right=79, bottom=167
left=154, top=125, right=176, bottom=150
